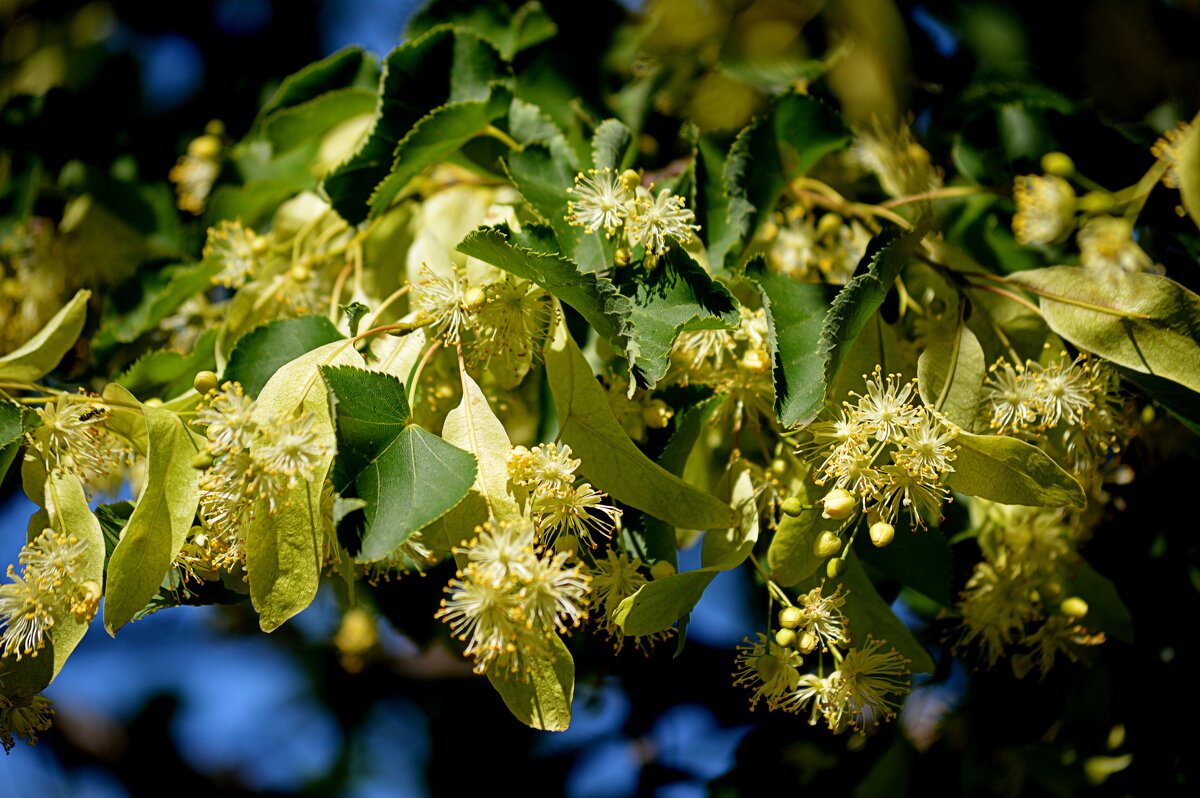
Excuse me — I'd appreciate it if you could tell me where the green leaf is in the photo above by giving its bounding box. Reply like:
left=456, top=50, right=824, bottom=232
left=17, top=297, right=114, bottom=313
left=0, top=401, right=24, bottom=481
left=456, top=225, right=629, bottom=350
left=440, top=363, right=521, bottom=524
left=97, top=261, right=221, bottom=347
left=0, top=289, right=90, bottom=382
left=855, top=524, right=953, bottom=607
left=792, top=231, right=921, bottom=427
left=1172, top=111, right=1200, bottom=229
left=544, top=311, right=738, bottom=530
left=264, top=87, right=378, bottom=155
left=615, top=248, right=740, bottom=388
left=767, top=479, right=845, bottom=586
left=367, top=85, right=514, bottom=221
left=714, top=93, right=851, bottom=269
left=751, top=258, right=838, bottom=428
left=917, top=321, right=986, bottom=431
left=486, top=633, right=574, bottom=731
left=116, top=328, right=218, bottom=400
left=321, top=365, right=477, bottom=562
left=946, top=432, right=1086, bottom=508
left=246, top=341, right=363, bottom=632
left=1007, top=266, right=1200, bottom=394
left=615, top=468, right=761, bottom=636
left=323, top=27, right=510, bottom=224
left=408, top=0, right=558, bottom=61
left=224, top=315, right=344, bottom=397
left=1063, top=563, right=1133, bottom=644
left=257, top=46, right=378, bottom=121
left=591, top=118, right=632, bottom=171
left=833, top=554, right=935, bottom=674
left=102, top=388, right=204, bottom=634
left=0, top=472, right=104, bottom=697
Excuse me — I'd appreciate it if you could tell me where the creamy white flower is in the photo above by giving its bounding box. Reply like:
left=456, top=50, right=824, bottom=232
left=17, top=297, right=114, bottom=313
left=567, top=168, right=631, bottom=234
left=626, top=187, right=699, bottom=255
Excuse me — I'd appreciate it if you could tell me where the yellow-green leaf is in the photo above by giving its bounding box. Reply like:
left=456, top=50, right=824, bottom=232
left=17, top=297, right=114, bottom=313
left=0, top=290, right=90, bottom=382
left=103, top=388, right=204, bottom=635
left=918, top=321, right=985, bottom=431
left=1169, top=110, right=1200, bottom=229
left=246, top=340, right=362, bottom=632
left=485, top=634, right=574, bottom=731
left=946, top=432, right=1086, bottom=509
left=441, top=363, right=520, bottom=524
left=1008, top=266, right=1200, bottom=394
left=544, top=312, right=738, bottom=530
left=614, top=468, right=760, bottom=636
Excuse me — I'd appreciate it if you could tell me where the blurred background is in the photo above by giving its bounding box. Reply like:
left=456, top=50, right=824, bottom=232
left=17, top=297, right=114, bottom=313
left=3, top=0, right=1200, bottom=795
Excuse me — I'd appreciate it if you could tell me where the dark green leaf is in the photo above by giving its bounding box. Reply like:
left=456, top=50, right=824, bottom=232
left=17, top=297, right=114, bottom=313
left=264, top=87, right=377, bottom=155
left=752, top=258, right=838, bottom=428
left=224, top=315, right=344, bottom=397
left=0, top=401, right=24, bottom=482
left=592, top=118, right=632, bottom=171
left=408, top=0, right=558, bottom=61
left=1063, top=563, right=1133, bottom=644
left=116, top=329, right=218, bottom=400
left=323, top=27, right=510, bottom=224
left=855, top=524, right=953, bottom=607
left=258, top=46, right=378, bottom=120
left=321, top=365, right=477, bottom=562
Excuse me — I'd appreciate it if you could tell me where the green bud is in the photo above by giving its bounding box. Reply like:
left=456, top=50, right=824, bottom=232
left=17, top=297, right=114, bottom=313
left=819, top=488, right=855, bottom=520
left=869, top=521, right=895, bottom=547
left=826, top=557, right=846, bottom=579
left=1060, top=596, right=1089, bottom=619
left=774, top=628, right=797, bottom=648
left=797, top=630, right=818, bottom=653
left=1040, top=151, right=1075, bottom=177
left=194, top=370, right=219, bottom=395
left=1079, top=191, right=1116, bottom=213
left=780, top=497, right=806, bottom=517
left=650, top=560, right=676, bottom=579
left=191, top=451, right=214, bottom=470
left=778, top=606, right=803, bottom=629
left=813, top=530, right=842, bottom=559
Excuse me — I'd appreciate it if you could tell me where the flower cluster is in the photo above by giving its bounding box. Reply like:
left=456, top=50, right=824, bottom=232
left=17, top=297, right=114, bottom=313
left=954, top=501, right=1104, bottom=677
left=191, top=381, right=327, bottom=570
left=169, top=128, right=222, bottom=214
left=0, top=527, right=97, bottom=661
left=984, top=355, right=1127, bottom=474
left=766, top=208, right=872, bottom=285
left=733, top=584, right=910, bottom=732
left=670, top=306, right=774, bottom=432
left=435, top=519, right=590, bottom=675
left=0, top=693, right=55, bottom=753
left=800, top=368, right=958, bottom=528
left=1012, top=174, right=1076, bottom=246
left=584, top=547, right=674, bottom=652
left=26, top=393, right=127, bottom=491
left=204, top=220, right=267, bottom=289
left=566, top=168, right=699, bottom=257
left=509, top=443, right=622, bottom=548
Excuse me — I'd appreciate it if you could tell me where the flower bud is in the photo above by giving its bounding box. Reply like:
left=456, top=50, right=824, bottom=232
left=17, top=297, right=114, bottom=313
left=619, top=169, right=642, bottom=192
left=797, top=630, right=819, bottom=653
left=194, top=370, right=219, bottom=395
left=555, top=535, right=580, bottom=557
left=869, top=521, right=895, bottom=547
left=1079, top=191, right=1116, bottom=213
left=642, top=399, right=673, bottom=429
left=650, top=560, right=676, bottom=579
left=780, top=497, right=806, bottom=517
left=463, top=286, right=487, bottom=313
left=144, top=398, right=163, bottom=407
left=1040, top=152, right=1075, bottom=177
left=769, top=458, right=789, bottom=477
left=191, top=451, right=215, bottom=470
left=778, top=606, right=803, bottom=629
left=290, top=264, right=311, bottom=282
left=819, top=488, right=855, bottom=519
left=826, top=557, right=846, bottom=579
left=1060, top=596, right=1089, bottom=619
left=813, top=530, right=842, bottom=559
left=739, top=348, right=771, bottom=374
left=774, top=628, right=797, bottom=648
left=187, top=134, right=221, bottom=159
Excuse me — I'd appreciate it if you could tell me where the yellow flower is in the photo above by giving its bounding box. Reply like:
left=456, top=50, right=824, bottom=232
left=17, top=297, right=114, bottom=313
left=1013, top=174, right=1076, bottom=245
